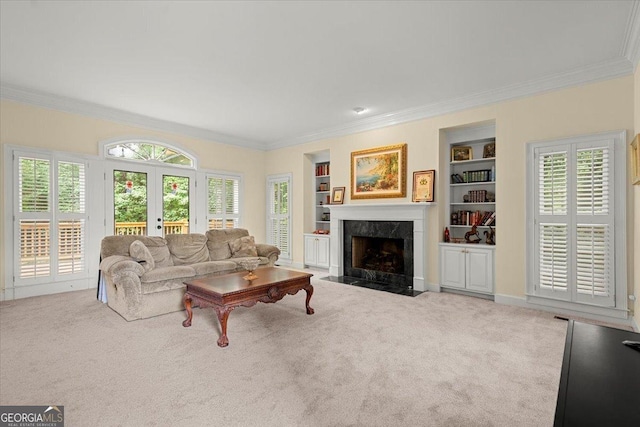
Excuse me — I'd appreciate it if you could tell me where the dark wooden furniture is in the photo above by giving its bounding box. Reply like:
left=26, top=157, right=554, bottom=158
left=554, top=320, right=640, bottom=426
left=182, top=267, right=314, bottom=347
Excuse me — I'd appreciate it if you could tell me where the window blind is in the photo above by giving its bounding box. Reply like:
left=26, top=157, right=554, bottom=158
left=266, top=176, right=291, bottom=259
left=207, top=175, right=241, bottom=229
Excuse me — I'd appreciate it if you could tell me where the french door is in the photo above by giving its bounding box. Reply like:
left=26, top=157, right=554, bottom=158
left=106, top=162, right=196, bottom=236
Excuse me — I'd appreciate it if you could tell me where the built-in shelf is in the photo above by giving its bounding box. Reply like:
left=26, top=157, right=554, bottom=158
left=313, top=160, right=331, bottom=234
left=446, top=134, right=496, bottom=243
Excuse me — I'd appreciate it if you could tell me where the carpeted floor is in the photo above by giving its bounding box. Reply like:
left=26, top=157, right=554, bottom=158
left=1, top=276, right=569, bottom=426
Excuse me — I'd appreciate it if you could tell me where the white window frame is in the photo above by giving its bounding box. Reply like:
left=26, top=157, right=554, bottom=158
left=526, top=130, right=628, bottom=318
left=266, top=173, right=292, bottom=262
left=3, top=144, right=103, bottom=300
left=101, top=137, right=197, bottom=169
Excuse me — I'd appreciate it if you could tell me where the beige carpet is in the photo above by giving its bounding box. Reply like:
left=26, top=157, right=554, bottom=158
left=1, top=276, right=568, bottom=426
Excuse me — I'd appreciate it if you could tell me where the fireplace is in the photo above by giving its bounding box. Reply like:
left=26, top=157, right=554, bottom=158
left=328, top=203, right=431, bottom=292
left=344, top=220, right=413, bottom=288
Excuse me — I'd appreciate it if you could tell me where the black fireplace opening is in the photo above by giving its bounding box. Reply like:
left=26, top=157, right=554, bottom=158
left=343, top=220, right=414, bottom=290
left=352, top=236, right=404, bottom=274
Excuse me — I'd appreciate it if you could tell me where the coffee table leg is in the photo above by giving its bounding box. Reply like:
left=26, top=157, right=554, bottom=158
left=304, top=284, right=315, bottom=315
left=182, top=293, right=193, bottom=327
left=214, top=306, right=234, bottom=347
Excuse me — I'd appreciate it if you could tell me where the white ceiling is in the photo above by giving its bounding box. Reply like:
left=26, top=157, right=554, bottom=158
left=1, top=1, right=639, bottom=150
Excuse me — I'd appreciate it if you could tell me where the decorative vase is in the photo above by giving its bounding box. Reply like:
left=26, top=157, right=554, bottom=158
left=238, top=258, right=260, bottom=281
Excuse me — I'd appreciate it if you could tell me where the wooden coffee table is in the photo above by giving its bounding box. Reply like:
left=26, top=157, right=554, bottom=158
left=182, top=267, right=314, bottom=347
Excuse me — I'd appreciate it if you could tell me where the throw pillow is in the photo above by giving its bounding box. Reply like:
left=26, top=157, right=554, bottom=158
left=129, top=240, right=155, bottom=272
left=229, top=236, right=258, bottom=258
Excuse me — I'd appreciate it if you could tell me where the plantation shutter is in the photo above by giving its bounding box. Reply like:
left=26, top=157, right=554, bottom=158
left=536, top=148, right=569, bottom=299
left=57, top=161, right=86, bottom=275
left=266, top=175, right=291, bottom=260
left=15, top=154, right=89, bottom=282
left=574, top=145, right=613, bottom=305
left=532, top=140, right=615, bottom=307
left=207, top=175, right=241, bottom=229
left=17, top=156, right=52, bottom=279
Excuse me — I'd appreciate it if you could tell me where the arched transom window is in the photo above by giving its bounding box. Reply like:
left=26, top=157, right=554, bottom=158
left=104, top=140, right=195, bottom=168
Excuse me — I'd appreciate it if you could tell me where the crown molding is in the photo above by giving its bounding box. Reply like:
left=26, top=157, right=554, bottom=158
left=622, top=0, right=640, bottom=68
left=267, top=57, right=633, bottom=150
left=1, top=56, right=634, bottom=153
left=0, top=84, right=266, bottom=151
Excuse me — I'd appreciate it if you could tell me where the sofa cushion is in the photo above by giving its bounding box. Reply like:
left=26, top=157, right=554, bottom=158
left=144, top=237, right=174, bottom=268
left=206, top=228, right=250, bottom=260
left=190, top=260, right=238, bottom=276
left=230, top=236, right=258, bottom=258
left=166, top=233, right=209, bottom=265
left=140, top=265, right=195, bottom=284
left=129, top=240, right=155, bottom=272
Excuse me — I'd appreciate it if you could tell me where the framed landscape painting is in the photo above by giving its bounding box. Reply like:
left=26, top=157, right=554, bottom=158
left=351, top=143, right=407, bottom=199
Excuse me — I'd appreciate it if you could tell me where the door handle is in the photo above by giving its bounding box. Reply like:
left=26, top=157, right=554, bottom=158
left=157, top=225, right=162, bottom=230
left=157, top=218, right=162, bottom=222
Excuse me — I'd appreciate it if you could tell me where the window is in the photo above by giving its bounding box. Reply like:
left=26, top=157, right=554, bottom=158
left=15, top=153, right=88, bottom=282
left=527, top=131, right=626, bottom=314
left=267, top=174, right=291, bottom=260
left=207, top=174, right=241, bottom=229
left=104, top=140, right=195, bottom=168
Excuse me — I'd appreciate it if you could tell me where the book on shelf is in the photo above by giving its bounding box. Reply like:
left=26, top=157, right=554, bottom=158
left=451, top=173, right=465, bottom=183
left=484, top=211, right=496, bottom=226
left=450, top=210, right=495, bottom=226
left=315, top=163, right=330, bottom=176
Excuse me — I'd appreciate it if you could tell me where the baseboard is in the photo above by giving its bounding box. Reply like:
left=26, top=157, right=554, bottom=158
left=632, top=315, right=640, bottom=332
left=495, top=294, right=635, bottom=330
left=425, top=282, right=441, bottom=292
left=443, top=287, right=494, bottom=300
left=0, top=287, right=14, bottom=301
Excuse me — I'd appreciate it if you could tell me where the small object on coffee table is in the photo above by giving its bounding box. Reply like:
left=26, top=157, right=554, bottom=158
left=238, top=258, right=260, bottom=280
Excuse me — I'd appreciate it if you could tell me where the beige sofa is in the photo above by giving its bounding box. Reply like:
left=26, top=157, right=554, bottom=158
left=99, top=228, right=280, bottom=321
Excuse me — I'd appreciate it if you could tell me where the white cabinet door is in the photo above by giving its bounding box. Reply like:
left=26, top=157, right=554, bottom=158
left=316, top=236, right=330, bottom=268
left=440, top=246, right=466, bottom=289
left=304, top=235, right=317, bottom=266
left=466, top=248, right=494, bottom=293
left=440, top=244, right=494, bottom=294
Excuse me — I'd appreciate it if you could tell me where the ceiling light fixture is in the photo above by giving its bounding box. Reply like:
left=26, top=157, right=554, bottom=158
left=352, top=107, right=366, bottom=115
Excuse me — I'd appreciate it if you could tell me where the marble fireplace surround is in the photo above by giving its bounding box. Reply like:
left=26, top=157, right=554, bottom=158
left=327, top=203, right=432, bottom=292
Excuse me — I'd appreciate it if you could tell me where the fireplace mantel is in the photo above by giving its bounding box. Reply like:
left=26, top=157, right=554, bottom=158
left=327, top=203, right=434, bottom=291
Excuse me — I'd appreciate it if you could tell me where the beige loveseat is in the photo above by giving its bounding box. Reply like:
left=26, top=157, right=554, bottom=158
left=99, top=228, right=280, bottom=321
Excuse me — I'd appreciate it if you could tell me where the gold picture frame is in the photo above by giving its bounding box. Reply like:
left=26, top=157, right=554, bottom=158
left=483, top=142, right=496, bottom=158
left=351, top=143, right=407, bottom=199
left=412, top=170, right=435, bottom=202
left=451, top=146, right=473, bottom=162
left=632, top=134, right=640, bottom=185
left=331, top=187, right=345, bottom=204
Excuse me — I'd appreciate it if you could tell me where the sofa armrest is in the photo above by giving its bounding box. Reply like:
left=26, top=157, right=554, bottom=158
left=255, top=243, right=281, bottom=264
left=100, top=255, right=145, bottom=277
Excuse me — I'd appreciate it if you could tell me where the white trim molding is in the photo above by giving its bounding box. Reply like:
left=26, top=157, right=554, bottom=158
left=0, top=84, right=265, bottom=151
left=622, top=0, right=640, bottom=68
left=268, top=58, right=633, bottom=150
left=327, top=203, right=435, bottom=292
left=2, top=54, right=634, bottom=153
left=495, top=294, right=633, bottom=329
